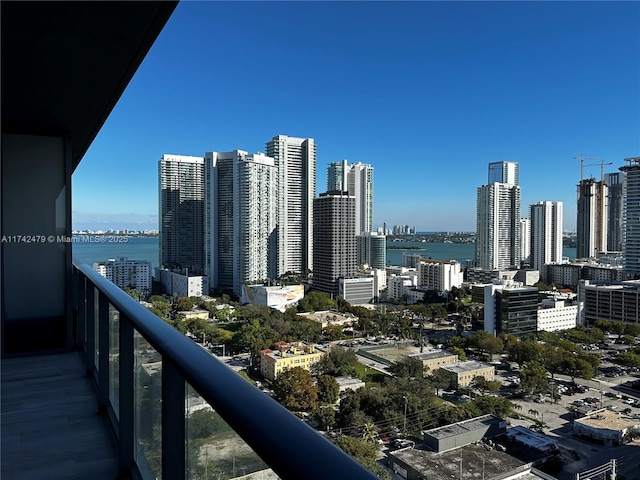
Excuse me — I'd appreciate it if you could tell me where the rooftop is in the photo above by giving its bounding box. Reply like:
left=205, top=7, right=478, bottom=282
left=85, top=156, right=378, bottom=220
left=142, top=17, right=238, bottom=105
left=390, top=439, right=547, bottom=480
left=423, top=414, right=502, bottom=440
left=441, top=360, right=494, bottom=374
left=575, top=408, right=640, bottom=431
left=411, top=349, right=458, bottom=361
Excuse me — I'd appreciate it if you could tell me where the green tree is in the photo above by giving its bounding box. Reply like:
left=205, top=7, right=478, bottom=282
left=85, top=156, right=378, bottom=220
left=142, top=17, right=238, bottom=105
left=428, top=369, right=454, bottom=395
left=335, top=436, right=390, bottom=480
left=230, top=319, right=277, bottom=355
left=124, top=287, right=143, bottom=301
left=475, top=332, right=504, bottom=360
left=174, top=296, right=194, bottom=312
left=297, top=291, right=337, bottom=312
left=272, top=367, right=318, bottom=411
left=450, top=346, right=467, bottom=362
left=519, top=361, right=549, bottom=395
left=472, top=376, right=501, bottom=395
left=316, top=374, right=340, bottom=404
left=470, top=395, right=514, bottom=418
left=312, top=405, right=336, bottom=430
left=390, top=357, right=424, bottom=378
left=323, top=324, right=344, bottom=341
left=315, top=345, right=358, bottom=377
left=507, top=340, right=541, bottom=368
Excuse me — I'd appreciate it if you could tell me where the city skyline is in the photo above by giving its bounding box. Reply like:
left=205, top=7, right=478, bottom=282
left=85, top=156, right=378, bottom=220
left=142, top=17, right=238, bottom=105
left=72, top=1, right=639, bottom=232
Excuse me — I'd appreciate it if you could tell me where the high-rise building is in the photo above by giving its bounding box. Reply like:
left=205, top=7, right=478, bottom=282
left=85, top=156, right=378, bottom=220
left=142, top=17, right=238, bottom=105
left=327, top=160, right=374, bottom=235
left=520, top=218, right=530, bottom=262
left=476, top=162, right=521, bottom=270
left=159, top=154, right=206, bottom=275
left=529, top=201, right=563, bottom=271
left=488, top=160, right=519, bottom=185
left=357, top=231, right=386, bottom=269
left=620, top=157, right=640, bottom=277
left=605, top=172, right=624, bottom=252
left=576, top=178, right=608, bottom=258
left=312, top=191, right=356, bottom=295
left=266, top=135, right=316, bottom=277
left=205, top=151, right=277, bottom=294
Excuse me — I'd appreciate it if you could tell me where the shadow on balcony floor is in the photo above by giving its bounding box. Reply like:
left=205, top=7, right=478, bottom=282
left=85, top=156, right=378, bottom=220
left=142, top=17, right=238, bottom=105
left=1, top=351, right=120, bottom=480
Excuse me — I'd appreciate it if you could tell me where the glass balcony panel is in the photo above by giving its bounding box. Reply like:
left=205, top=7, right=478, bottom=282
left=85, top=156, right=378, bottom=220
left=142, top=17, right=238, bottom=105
left=94, top=290, right=100, bottom=370
left=185, top=384, right=270, bottom=480
left=109, top=303, right=120, bottom=418
left=135, top=330, right=163, bottom=479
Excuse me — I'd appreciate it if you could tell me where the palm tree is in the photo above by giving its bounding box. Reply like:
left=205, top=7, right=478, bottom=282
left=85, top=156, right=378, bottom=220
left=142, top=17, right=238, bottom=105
left=361, top=422, right=377, bottom=445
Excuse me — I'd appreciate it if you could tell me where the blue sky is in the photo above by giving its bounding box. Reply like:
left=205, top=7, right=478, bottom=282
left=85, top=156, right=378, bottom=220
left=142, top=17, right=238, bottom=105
left=73, top=1, right=640, bottom=232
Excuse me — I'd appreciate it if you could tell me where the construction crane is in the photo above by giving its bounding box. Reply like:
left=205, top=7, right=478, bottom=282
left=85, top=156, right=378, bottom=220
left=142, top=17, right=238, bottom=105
left=574, top=155, right=613, bottom=182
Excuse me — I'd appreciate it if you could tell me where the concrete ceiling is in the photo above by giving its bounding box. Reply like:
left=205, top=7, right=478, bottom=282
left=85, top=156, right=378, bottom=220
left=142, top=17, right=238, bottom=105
left=1, top=1, right=178, bottom=170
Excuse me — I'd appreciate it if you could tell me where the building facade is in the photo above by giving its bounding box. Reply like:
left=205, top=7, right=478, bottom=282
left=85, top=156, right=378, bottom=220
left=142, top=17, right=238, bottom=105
left=159, top=154, right=206, bottom=275
left=312, top=191, right=356, bottom=295
left=537, top=297, right=578, bottom=332
left=581, top=280, right=640, bottom=325
left=529, top=201, right=563, bottom=271
left=259, top=342, right=324, bottom=382
left=417, top=259, right=463, bottom=292
left=440, top=361, right=495, bottom=388
left=205, top=150, right=277, bottom=294
left=327, top=160, right=374, bottom=236
left=576, top=178, right=608, bottom=259
left=620, top=157, right=640, bottom=277
left=483, top=279, right=538, bottom=337
left=338, top=277, right=375, bottom=305
left=266, top=135, right=316, bottom=277
left=357, top=231, right=386, bottom=269
left=476, top=162, right=521, bottom=270
left=93, top=257, right=152, bottom=295
left=605, top=172, right=624, bottom=252
left=520, top=218, right=531, bottom=262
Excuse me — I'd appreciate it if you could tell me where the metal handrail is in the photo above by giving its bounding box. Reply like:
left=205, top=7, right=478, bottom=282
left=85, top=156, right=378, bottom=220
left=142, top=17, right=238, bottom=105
left=74, top=261, right=378, bottom=480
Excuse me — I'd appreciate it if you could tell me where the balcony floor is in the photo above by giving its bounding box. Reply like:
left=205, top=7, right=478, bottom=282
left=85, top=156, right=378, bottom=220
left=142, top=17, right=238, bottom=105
left=1, top=351, right=120, bottom=479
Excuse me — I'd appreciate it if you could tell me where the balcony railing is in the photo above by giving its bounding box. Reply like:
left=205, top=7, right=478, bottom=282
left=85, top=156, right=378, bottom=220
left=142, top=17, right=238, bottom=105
left=73, top=261, right=378, bottom=480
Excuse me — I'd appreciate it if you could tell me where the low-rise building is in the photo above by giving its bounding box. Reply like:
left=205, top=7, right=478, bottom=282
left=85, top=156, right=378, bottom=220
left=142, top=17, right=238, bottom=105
left=440, top=360, right=495, bottom=388
left=298, top=310, right=358, bottom=329
left=338, top=277, right=375, bottom=305
left=335, top=376, right=366, bottom=393
left=537, top=295, right=578, bottom=332
left=387, top=274, right=417, bottom=302
left=259, top=341, right=325, bottom=382
left=93, top=257, right=152, bottom=295
left=417, top=259, right=463, bottom=292
left=240, top=284, right=304, bottom=313
left=155, top=268, right=209, bottom=297
left=573, top=408, right=640, bottom=446
left=580, top=280, right=640, bottom=325
left=421, top=415, right=506, bottom=453
left=411, top=349, right=459, bottom=373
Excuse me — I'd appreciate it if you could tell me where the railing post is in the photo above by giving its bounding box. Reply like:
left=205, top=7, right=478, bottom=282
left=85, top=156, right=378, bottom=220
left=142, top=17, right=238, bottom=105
left=86, top=282, right=96, bottom=374
left=98, top=291, right=110, bottom=411
left=163, top=359, right=185, bottom=479
left=119, top=316, right=135, bottom=475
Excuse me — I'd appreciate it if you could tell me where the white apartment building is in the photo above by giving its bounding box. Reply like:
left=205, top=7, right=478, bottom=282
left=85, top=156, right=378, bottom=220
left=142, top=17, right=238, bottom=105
left=476, top=162, right=521, bottom=270
left=93, top=257, right=152, bottom=295
left=205, top=150, right=277, bottom=295
left=417, top=259, right=463, bottom=292
left=266, top=135, right=316, bottom=277
left=530, top=201, right=563, bottom=271
left=156, top=269, right=209, bottom=298
left=520, top=217, right=530, bottom=262
left=338, top=277, right=375, bottom=305
left=537, top=297, right=578, bottom=332
left=387, top=274, right=417, bottom=302
left=327, top=160, right=374, bottom=235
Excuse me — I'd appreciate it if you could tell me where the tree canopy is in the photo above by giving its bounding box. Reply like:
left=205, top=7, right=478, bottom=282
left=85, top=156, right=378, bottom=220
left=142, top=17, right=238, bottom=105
left=272, top=367, right=319, bottom=411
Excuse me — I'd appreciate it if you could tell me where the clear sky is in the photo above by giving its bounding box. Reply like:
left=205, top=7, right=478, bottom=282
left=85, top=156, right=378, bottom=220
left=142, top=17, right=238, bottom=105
left=73, top=1, right=640, bottom=232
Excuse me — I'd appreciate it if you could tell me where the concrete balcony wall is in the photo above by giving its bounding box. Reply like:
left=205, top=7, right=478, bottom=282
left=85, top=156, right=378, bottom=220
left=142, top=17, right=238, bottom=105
left=1, top=133, right=72, bottom=355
